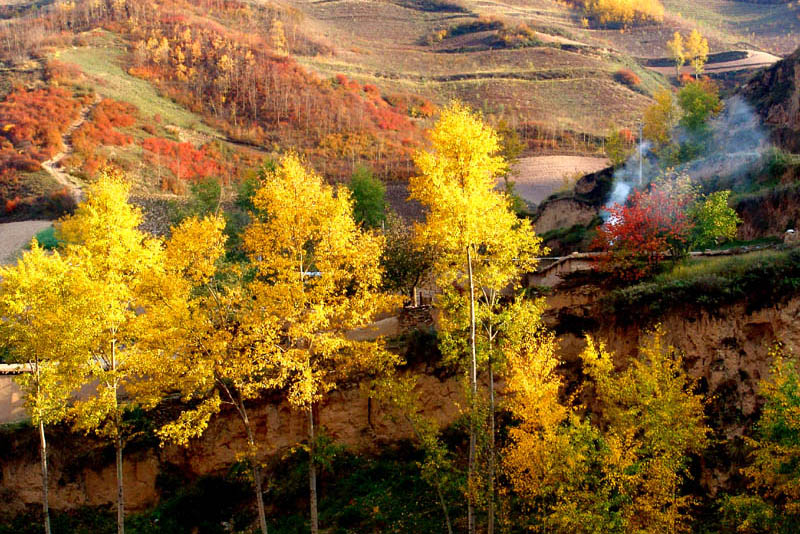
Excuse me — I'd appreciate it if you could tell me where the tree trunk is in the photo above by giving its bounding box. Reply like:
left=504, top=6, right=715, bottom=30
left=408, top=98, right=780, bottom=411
left=308, top=406, right=319, bottom=534
left=488, top=352, right=496, bottom=534
left=115, top=431, right=125, bottom=534
left=238, top=399, right=269, bottom=534
left=38, top=419, right=51, bottom=534
left=466, top=245, right=477, bottom=534
left=436, top=478, right=454, bottom=534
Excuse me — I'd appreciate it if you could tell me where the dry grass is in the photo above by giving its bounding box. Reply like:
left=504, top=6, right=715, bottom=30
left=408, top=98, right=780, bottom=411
left=293, top=0, right=661, bottom=141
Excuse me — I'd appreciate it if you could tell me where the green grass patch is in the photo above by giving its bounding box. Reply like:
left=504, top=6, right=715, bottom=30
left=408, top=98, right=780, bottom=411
left=53, top=31, right=215, bottom=134
left=30, top=226, right=60, bottom=250
left=604, top=249, right=800, bottom=321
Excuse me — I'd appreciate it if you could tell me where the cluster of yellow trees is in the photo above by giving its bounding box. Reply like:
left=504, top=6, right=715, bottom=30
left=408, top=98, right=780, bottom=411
left=1, top=103, right=711, bottom=534
left=578, top=0, right=664, bottom=27
left=668, top=29, right=710, bottom=78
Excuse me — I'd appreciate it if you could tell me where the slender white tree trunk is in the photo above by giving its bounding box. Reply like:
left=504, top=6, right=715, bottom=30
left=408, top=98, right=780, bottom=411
left=309, top=406, right=319, bottom=534
left=466, top=245, right=477, bottom=534
left=241, top=402, right=269, bottom=534
left=38, top=419, right=51, bottom=534
left=116, top=429, right=124, bottom=534
left=488, top=351, right=496, bottom=534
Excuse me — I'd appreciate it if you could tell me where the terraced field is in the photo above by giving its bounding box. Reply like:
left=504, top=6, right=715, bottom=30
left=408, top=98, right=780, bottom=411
left=293, top=0, right=658, bottom=137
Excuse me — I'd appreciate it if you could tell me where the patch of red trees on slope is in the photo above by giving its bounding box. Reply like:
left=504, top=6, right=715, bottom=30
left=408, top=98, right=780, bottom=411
left=0, top=87, right=86, bottom=166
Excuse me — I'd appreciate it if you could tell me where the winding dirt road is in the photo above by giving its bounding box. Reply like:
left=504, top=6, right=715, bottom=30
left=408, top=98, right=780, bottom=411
left=41, top=94, right=101, bottom=203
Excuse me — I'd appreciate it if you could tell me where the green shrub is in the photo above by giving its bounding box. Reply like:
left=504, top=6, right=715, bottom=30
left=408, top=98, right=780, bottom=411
left=604, top=249, right=800, bottom=321
left=348, top=166, right=386, bottom=228
left=31, top=226, right=60, bottom=250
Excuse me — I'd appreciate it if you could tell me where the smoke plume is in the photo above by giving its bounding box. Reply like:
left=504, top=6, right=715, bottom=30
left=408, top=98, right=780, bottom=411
left=606, top=96, right=769, bottom=211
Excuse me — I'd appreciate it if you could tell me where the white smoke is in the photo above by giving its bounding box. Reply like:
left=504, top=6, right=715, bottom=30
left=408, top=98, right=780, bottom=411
left=604, top=96, right=769, bottom=213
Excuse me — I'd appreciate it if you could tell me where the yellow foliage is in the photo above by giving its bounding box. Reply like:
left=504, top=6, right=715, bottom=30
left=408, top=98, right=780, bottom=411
left=504, top=326, right=708, bottom=533
left=685, top=29, right=710, bottom=78
left=244, top=153, right=400, bottom=409
left=643, top=88, right=680, bottom=147
left=667, top=31, right=686, bottom=77
left=581, top=0, right=664, bottom=26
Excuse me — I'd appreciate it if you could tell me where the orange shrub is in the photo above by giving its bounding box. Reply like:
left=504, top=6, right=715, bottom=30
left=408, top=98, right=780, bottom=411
left=142, top=137, right=223, bottom=183
left=615, top=68, right=641, bottom=87
left=0, top=86, right=83, bottom=161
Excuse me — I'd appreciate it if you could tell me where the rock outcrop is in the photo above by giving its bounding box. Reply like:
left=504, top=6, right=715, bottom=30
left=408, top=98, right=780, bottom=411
left=740, top=46, right=800, bottom=152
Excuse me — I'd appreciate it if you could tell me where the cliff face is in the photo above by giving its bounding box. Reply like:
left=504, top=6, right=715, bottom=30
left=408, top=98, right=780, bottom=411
left=549, top=289, right=800, bottom=492
left=741, top=46, right=800, bottom=152
left=3, top=293, right=800, bottom=514
left=0, top=372, right=467, bottom=516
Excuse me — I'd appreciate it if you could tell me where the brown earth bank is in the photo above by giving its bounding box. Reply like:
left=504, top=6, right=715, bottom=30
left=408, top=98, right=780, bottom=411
left=3, top=290, right=799, bottom=513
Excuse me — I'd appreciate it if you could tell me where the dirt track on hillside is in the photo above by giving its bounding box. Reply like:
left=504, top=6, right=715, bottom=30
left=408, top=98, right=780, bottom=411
left=41, top=94, right=100, bottom=203
left=0, top=220, right=53, bottom=265
left=646, top=50, right=781, bottom=77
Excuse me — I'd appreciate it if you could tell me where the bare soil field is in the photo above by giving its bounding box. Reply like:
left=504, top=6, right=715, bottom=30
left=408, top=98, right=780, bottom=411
left=0, top=220, right=52, bottom=265
left=509, top=155, right=610, bottom=205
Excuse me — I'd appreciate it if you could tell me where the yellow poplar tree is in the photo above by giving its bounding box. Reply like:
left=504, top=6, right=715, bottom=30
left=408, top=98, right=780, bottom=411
left=409, top=101, right=542, bottom=534
left=504, top=327, right=708, bottom=533
left=0, top=244, right=92, bottom=534
left=644, top=88, right=680, bottom=148
left=685, top=29, right=709, bottom=79
left=667, top=31, right=686, bottom=77
left=148, top=214, right=282, bottom=534
left=243, top=154, right=400, bottom=534
left=56, top=170, right=164, bottom=534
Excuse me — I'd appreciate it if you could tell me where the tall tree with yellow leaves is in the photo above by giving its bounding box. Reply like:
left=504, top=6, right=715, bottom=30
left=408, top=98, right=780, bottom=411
left=0, top=244, right=93, bottom=534
left=667, top=31, right=686, bottom=78
left=55, top=170, right=165, bottom=534
left=644, top=88, right=680, bottom=148
left=685, top=29, right=709, bottom=79
left=148, top=214, right=282, bottom=534
left=243, top=154, right=399, bottom=534
left=409, top=101, right=542, bottom=534
left=504, top=327, right=708, bottom=533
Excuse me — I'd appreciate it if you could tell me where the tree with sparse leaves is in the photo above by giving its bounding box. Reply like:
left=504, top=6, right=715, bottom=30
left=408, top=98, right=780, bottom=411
left=723, top=345, right=800, bottom=534
left=667, top=31, right=686, bottom=77
left=685, top=29, right=709, bottom=79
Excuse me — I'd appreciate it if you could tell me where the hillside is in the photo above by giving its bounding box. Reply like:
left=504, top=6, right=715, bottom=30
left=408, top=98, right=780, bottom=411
left=741, top=46, right=800, bottom=152
left=3, top=2, right=800, bottom=534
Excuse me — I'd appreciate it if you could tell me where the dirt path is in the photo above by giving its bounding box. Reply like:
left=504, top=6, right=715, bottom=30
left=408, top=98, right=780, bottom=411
left=41, top=94, right=101, bottom=203
left=646, top=50, right=781, bottom=77
left=0, top=220, right=53, bottom=265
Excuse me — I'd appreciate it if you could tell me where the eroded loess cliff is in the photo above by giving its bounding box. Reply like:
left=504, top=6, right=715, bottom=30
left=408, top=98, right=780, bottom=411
left=2, top=292, right=799, bottom=513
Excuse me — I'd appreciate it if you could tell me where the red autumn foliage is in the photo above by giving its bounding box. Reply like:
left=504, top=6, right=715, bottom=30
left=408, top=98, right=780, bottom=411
left=71, top=99, right=137, bottom=177
left=619, top=128, right=635, bottom=144
left=142, top=137, right=223, bottom=184
left=592, top=183, right=693, bottom=280
left=4, top=196, right=21, bottom=214
left=0, top=87, right=84, bottom=162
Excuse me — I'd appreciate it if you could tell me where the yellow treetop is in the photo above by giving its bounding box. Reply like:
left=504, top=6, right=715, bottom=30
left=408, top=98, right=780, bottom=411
left=685, top=29, right=709, bottom=78
left=644, top=88, right=680, bottom=147
left=410, top=100, right=542, bottom=293
left=0, top=243, right=91, bottom=427
left=243, top=153, right=399, bottom=409
left=667, top=31, right=685, bottom=77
